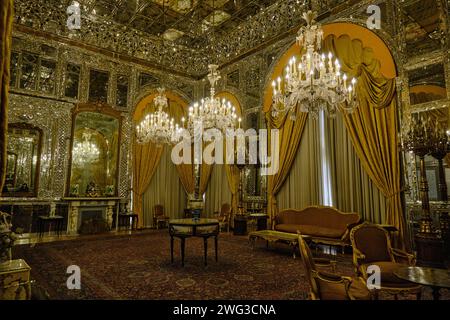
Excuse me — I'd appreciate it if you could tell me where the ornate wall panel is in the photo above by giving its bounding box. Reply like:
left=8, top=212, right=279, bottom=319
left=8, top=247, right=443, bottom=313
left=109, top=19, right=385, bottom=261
left=7, top=94, right=72, bottom=199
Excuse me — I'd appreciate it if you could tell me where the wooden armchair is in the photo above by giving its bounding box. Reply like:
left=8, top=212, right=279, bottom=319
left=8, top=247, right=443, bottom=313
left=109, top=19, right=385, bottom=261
left=298, top=232, right=371, bottom=300
left=153, top=204, right=169, bottom=229
left=214, top=203, right=231, bottom=233
left=350, top=222, right=421, bottom=299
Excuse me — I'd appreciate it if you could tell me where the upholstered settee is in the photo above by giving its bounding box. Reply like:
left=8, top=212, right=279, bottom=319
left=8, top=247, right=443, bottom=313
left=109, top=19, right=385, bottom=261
left=273, top=206, right=361, bottom=250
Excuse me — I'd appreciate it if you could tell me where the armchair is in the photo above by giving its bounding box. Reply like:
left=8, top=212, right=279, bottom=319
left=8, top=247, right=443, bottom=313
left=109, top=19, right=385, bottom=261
left=298, top=232, right=371, bottom=300
left=153, top=205, right=169, bottom=229
left=350, top=222, right=421, bottom=299
left=214, top=203, right=231, bottom=233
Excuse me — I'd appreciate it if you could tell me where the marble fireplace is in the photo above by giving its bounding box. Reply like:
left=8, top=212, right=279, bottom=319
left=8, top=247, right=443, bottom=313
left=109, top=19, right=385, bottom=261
left=63, top=197, right=122, bottom=234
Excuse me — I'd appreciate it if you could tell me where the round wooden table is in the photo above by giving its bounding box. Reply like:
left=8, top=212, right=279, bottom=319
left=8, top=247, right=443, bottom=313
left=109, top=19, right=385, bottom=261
left=394, top=266, right=450, bottom=300
left=169, top=218, right=219, bottom=267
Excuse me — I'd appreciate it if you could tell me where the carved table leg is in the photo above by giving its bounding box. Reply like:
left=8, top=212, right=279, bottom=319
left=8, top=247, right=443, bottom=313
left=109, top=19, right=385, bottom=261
left=215, top=236, right=218, bottom=262
left=204, top=237, right=208, bottom=266
left=170, top=236, right=174, bottom=264
left=291, top=242, right=297, bottom=259
left=181, top=238, right=185, bottom=267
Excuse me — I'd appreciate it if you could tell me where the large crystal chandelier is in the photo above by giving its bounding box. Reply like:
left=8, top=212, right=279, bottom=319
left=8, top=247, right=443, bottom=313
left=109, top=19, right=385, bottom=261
left=73, top=131, right=100, bottom=164
left=271, top=11, right=358, bottom=120
left=186, top=64, right=238, bottom=132
left=135, top=87, right=180, bottom=145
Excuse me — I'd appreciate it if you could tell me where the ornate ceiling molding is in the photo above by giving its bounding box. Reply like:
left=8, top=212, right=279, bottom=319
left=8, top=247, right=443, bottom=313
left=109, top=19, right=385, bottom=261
left=12, top=0, right=311, bottom=77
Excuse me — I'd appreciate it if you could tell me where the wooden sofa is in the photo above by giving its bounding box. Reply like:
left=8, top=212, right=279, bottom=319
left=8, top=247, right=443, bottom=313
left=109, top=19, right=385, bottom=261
left=273, top=206, right=361, bottom=251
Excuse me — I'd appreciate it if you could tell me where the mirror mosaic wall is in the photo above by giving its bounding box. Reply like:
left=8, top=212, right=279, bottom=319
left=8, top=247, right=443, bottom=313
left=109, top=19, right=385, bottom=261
left=3, top=124, right=42, bottom=197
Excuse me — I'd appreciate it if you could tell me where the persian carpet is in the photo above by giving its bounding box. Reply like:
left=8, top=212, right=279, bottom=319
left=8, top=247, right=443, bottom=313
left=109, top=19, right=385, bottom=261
left=13, top=230, right=449, bottom=300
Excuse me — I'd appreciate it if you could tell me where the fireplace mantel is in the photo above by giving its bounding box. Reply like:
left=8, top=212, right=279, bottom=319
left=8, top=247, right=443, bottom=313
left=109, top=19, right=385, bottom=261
left=62, top=197, right=123, bottom=201
left=62, top=197, right=123, bottom=234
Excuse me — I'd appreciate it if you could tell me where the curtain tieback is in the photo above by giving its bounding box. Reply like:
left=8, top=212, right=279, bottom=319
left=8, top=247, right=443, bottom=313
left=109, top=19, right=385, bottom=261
left=387, top=189, right=402, bottom=198
left=268, top=194, right=277, bottom=205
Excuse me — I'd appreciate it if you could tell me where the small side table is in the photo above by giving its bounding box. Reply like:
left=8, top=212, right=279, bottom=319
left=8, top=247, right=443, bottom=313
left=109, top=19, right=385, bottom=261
left=37, top=215, right=64, bottom=237
left=169, top=219, right=219, bottom=267
left=249, top=213, right=268, bottom=230
left=115, top=213, right=139, bottom=230
left=233, top=215, right=247, bottom=235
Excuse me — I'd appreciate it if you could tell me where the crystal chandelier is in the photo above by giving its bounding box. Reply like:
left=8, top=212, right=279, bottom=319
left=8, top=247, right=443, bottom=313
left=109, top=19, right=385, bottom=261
left=271, top=11, right=358, bottom=120
left=135, top=87, right=180, bottom=145
left=73, top=131, right=100, bottom=164
left=186, top=64, right=238, bottom=133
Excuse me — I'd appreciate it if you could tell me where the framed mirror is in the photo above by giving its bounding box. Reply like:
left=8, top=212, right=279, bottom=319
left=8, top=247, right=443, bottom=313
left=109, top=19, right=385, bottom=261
left=67, top=103, right=121, bottom=197
left=2, top=123, right=42, bottom=197
left=408, top=63, right=447, bottom=105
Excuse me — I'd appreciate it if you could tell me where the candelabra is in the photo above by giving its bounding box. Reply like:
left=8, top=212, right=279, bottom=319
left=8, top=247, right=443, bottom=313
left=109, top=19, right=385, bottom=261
left=402, top=114, right=445, bottom=267
left=403, top=115, right=435, bottom=234
left=429, top=121, right=450, bottom=256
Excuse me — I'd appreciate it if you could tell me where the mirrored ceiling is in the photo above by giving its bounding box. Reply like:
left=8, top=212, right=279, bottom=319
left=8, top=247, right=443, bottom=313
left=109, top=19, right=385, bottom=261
left=400, top=0, right=445, bottom=56
left=79, top=0, right=275, bottom=48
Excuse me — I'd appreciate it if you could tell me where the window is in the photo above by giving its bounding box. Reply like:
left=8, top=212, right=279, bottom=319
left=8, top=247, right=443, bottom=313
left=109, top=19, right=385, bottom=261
left=20, top=53, right=39, bottom=90
left=65, top=63, right=81, bottom=99
left=89, top=69, right=109, bottom=103
left=116, top=74, right=129, bottom=108
left=9, top=52, right=19, bottom=88
left=40, top=59, right=56, bottom=94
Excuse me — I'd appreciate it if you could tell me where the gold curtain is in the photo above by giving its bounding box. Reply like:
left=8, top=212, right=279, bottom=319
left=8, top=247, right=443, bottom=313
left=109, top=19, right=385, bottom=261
left=199, top=163, right=213, bottom=195
left=132, top=141, right=163, bottom=227
left=225, top=164, right=240, bottom=215
left=176, top=162, right=195, bottom=194
left=276, top=117, right=321, bottom=209
left=142, top=147, right=187, bottom=226
left=0, top=0, right=13, bottom=194
left=265, top=108, right=308, bottom=224
left=204, top=164, right=232, bottom=217
left=323, top=34, right=407, bottom=249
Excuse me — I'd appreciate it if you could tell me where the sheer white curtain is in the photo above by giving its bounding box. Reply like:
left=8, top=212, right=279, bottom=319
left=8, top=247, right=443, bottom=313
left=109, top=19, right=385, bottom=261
left=204, top=164, right=232, bottom=217
left=142, top=146, right=186, bottom=227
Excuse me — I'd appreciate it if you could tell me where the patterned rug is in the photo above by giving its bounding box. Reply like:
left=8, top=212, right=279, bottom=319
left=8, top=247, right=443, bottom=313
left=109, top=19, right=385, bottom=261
left=13, top=230, right=449, bottom=300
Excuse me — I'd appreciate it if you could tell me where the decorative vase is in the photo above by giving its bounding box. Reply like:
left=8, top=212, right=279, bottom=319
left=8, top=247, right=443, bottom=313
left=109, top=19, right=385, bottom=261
left=70, top=184, right=79, bottom=197
left=105, top=185, right=114, bottom=196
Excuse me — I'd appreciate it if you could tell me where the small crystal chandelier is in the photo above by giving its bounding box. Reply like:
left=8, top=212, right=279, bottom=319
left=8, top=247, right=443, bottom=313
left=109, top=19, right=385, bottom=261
left=271, top=11, right=358, bottom=120
left=135, top=87, right=180, bottom=145
left=186, top=64, right=238, bottom=132
left=73, top=131, right=100, bottom=164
